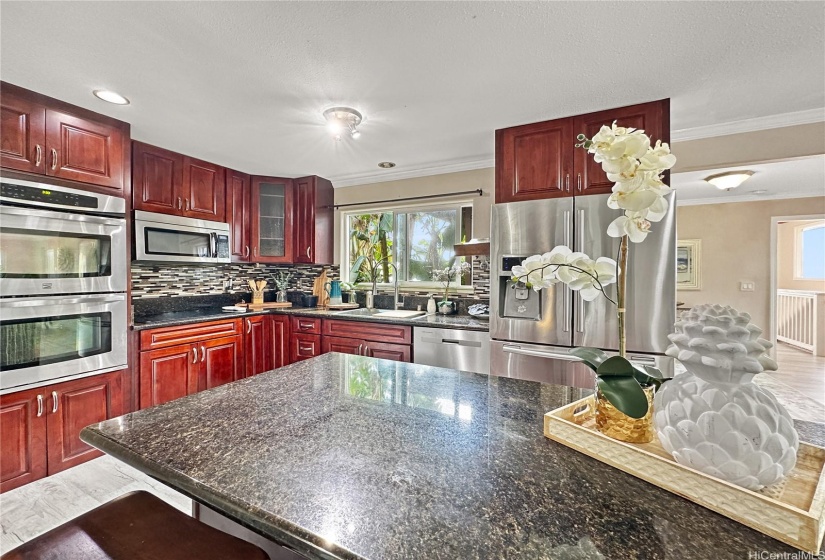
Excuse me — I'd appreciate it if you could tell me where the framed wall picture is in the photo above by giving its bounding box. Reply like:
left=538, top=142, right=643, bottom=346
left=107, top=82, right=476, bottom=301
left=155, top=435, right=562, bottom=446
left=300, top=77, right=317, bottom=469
left=677, top=239, right=701, bottom=290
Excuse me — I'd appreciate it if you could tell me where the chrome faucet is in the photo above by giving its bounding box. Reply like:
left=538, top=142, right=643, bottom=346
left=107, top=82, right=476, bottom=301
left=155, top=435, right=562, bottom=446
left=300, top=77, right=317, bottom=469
left=369, top=261, right=403, bottom=310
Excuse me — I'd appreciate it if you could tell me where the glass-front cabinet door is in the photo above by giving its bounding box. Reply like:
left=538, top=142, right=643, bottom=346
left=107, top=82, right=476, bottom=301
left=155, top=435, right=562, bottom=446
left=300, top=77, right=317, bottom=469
left=250, top=177, right=293, bottom=263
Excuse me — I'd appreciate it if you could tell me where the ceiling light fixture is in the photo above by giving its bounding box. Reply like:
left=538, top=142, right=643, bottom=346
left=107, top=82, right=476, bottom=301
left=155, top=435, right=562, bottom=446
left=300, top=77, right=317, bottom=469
left=705, top=170, right=754, bottom=191
left=93, top=89, right=130, bottom=105
left=323, top=107, right=363, bottom=141
left=378, top=161, right=396, bottom=169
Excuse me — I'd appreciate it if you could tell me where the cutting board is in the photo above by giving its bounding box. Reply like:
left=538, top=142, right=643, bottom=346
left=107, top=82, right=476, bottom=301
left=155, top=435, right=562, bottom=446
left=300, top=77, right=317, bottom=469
left=312, top=270, right=330, bottom=308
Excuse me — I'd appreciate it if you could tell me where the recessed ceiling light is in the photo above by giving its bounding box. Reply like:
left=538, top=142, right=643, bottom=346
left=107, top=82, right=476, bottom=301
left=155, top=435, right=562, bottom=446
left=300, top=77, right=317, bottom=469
left=93, top=90, right=130, bottom=105
left=705, top=170, right=754, bottom=190
left=378, top=162, right=396, bottom=169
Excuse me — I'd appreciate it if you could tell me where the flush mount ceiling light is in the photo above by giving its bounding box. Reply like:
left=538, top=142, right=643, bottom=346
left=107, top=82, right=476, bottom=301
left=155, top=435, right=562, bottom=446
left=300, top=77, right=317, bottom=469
left=93, top=89, right=130, bottom=105
left=378, top=161, right=396, bottom=169
left=705, top=170, right=754, bottom=191
left=323, top=107, right=363, bottom=141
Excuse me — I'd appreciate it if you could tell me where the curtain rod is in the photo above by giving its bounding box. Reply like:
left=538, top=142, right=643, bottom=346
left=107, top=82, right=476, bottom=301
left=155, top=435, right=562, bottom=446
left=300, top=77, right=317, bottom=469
left=328, top=188, right=483, bottom=210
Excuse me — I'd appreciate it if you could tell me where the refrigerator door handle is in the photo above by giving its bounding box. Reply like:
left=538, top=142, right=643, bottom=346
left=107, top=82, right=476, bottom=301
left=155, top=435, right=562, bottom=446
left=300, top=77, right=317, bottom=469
left=502, top=344, right=583, bottom=362
left=576, top=209, right=586, bottom=333
left=563, top=210, right=571, bottom=332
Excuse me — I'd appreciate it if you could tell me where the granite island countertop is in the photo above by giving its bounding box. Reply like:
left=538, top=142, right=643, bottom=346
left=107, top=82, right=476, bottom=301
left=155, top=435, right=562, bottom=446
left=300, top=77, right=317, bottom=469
left=132, top=306, right=490, bottom=332
left=81, top=354, right=824, bottom=559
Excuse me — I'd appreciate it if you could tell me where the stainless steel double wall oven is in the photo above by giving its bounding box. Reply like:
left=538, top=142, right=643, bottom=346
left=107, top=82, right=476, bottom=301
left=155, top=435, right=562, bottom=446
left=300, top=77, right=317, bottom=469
left=0, top=176, right=128, bottom=392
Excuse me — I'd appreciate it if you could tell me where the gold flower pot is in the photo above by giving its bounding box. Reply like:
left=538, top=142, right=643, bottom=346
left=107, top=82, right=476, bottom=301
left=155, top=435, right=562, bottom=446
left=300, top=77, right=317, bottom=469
left=595, top=385, right=655, bottom=443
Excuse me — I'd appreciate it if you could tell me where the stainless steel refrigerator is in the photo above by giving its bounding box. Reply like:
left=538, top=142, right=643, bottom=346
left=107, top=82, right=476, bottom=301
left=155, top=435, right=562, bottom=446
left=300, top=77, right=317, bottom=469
left=489, top=193, right=676, bottom=388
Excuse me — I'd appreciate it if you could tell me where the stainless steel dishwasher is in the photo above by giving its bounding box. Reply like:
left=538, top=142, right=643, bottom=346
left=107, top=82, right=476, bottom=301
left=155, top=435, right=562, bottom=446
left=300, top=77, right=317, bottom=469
left=413, top=327, right=491, bottom=375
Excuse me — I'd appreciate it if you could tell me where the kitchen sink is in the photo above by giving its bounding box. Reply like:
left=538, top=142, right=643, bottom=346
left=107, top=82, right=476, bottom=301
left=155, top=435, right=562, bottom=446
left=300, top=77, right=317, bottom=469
left=336, top=308, right=427, bottom=319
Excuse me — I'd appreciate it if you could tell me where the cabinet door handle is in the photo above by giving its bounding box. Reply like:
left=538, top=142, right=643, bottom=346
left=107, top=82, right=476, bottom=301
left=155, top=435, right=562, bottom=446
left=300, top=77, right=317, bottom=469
left=50, top=149, right=58, bottom=170
left=36, top=394, right=43, bottom=417
left=364, top=345, right=370, bottom=356
left=565, top=174, right=570, bottom=193
left=177, top=197, right=183, bottom=210
left=253, top=246, right=257, bottom=257
left=357, top=344, right=363, bottom=355
left=185, top=199, right=190, bottom=211
left=51, top=391, right=58, bottom=414
left=244, top=246, right=250, bottom=258
left=35, top=145, right=42, bottom=167
left=200, top=346, right=206, bottom=362
left=577, top=173, right=582, bottom=192
left=246, top=319, right=252, bottom=333
left=306, top=247, right=311, bottom=259
left=192, top=347, right=198, bottom=363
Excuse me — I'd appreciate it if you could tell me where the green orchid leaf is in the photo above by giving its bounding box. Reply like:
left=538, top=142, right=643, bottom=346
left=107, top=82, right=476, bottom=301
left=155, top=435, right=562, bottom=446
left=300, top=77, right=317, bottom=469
left=349, top=255, right=367, bottom=283
left=569, top=347, right=610, bottom=372
left=596, top=355, right=636, bottom=377
left=597, top=376, right=649, bottom=419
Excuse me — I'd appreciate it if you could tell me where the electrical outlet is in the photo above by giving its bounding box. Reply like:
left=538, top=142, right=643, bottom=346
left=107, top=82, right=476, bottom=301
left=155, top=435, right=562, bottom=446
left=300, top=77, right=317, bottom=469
left=739, top=281, right=755, bottom=292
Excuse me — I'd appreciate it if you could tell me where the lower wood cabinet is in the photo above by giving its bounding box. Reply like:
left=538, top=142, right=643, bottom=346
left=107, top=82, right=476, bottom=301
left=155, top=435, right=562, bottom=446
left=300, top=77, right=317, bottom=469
left=0, top=370, right=124, bottom=493
left=320, top=321, right=412, bottom=363
left=243, top=315, right=270, bottom=377
left=139, top=335, right=242, bottom=409
left=291, top=333, right=322, bottom=363
left=269, top=316, right=291, bottom=369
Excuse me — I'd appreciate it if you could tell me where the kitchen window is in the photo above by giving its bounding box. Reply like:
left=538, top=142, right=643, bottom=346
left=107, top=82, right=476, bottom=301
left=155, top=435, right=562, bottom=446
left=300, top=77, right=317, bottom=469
left=796, top=221, right=825, bottom=280
left=342, top=203, right=473, bottom=290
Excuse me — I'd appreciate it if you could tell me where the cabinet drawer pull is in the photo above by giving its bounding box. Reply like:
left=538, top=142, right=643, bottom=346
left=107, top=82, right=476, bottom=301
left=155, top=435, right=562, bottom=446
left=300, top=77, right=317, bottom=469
left=177, top=197, right=183, bottom=210
left=299, top=345, right=313, bottom=353
left=35, top=145, right=42, bottom=167
left=200, top=346, right=206, bottom=362
left=246, top=319, right=252, bottom=334
left=192, top=347, right=198, bottom=363
left=51, top=391, right=58, bottom=414
left=298, top=322, right=313, bottom=330
left=36, top=394, right=43, bottom=417
left=50, top=148, right=58, bottom=170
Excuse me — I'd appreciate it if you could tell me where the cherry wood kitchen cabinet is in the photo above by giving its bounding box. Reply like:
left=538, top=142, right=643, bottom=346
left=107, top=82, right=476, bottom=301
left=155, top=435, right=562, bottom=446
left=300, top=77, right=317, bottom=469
left=132, top=141, right=185, bottom=214
left=139, top=345, right=196, bottom=409
left=321, top=335, right=363, bottom=356
left=0, top=386, right=47, bottom=493
left=46, top=371, right=124, bottom=474
left=268, top=315, right=291, bottom=369
left=0, top=370, right=125, bottom=493
left=198, top=336, right=242, bottom=390
left=1, top=82, right=130, bottom=194
left=227, top=169, right=252, bottom=262
left=495, top=99, right=670, bottom=203
left=250, top=176, right=294, bottom=263
left=293, top=176, right=334, bottom=265
left=572, top=99, right=670, bottom=196
left=320, top=320, right=412, bottom=363
left=320, top=336, right=412, bottom=362
left=290, top=333, right=322, bottom=363
left=243, top=315, right=269, bottom=377
left=132, top=141, right=226, bottom=221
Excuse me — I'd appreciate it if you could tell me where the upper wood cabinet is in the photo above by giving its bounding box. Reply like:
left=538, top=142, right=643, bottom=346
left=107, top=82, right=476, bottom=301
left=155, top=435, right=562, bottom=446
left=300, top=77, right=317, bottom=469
left=227, top=169, right=252, bottom=262
left=293, top=176, right=334, bottom=265
left=1, top=82, right=129, bottom=194
left=495, top=99, right=670, bottom=203
left=495, top=119, right=573, bottom=203
left=250, top=176, right=293, bottom=263
left=132, top=141, right=226, bottom=221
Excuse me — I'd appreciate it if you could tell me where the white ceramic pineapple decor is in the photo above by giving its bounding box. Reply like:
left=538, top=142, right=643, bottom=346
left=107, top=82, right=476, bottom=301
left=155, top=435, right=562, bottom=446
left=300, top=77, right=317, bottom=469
left=654, top=304, right=799, bottom=490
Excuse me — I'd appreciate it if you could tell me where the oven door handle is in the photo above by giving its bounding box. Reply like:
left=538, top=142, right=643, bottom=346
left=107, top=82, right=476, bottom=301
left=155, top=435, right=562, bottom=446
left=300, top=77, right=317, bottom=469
left=0, top=205, right=125, bottom=226
left=502, top=344, right=583, bottom=362
left=0, top=294, right=126, bottom=308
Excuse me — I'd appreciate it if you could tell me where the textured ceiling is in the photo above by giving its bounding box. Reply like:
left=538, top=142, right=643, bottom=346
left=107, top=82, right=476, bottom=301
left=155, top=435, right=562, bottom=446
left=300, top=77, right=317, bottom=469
left=673, top=156, right=825, bottom=205
left=1, top=2, right=823, bottom=186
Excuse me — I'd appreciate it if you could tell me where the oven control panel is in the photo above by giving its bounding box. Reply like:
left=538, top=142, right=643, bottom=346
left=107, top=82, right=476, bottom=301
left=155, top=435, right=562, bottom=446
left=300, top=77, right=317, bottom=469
left=1, top=182, right=99, bottom=209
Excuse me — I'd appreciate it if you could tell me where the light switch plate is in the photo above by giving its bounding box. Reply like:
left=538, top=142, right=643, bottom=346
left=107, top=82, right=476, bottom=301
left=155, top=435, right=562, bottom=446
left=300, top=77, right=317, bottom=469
left=740, top=281, right=755, bottom=291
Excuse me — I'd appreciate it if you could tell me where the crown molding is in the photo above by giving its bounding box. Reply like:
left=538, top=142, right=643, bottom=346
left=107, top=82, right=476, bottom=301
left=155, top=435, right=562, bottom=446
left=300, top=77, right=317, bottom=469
left=671, top=108, right=825, bottom=142
left=330, top=158, right=495, bottom=188
left=677, top=190, right=825, bottom=207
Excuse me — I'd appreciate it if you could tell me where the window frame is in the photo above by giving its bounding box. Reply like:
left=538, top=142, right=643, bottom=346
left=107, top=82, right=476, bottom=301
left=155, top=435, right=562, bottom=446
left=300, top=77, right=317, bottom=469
left=794, top=221, right=825, bottom=281
left=340, top=200, right=474, bottom=293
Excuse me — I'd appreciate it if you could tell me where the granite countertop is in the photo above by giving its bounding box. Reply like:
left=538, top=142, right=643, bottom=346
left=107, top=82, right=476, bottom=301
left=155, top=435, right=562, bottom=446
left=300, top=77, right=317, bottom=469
left=81, top=354, right=823, bottom=560
left=132, top=307, right=490, bottom=332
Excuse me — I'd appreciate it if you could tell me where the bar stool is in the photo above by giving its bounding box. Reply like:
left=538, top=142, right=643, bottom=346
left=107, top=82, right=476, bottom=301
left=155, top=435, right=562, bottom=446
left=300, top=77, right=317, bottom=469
left=1, top=491, right=269, bottom=560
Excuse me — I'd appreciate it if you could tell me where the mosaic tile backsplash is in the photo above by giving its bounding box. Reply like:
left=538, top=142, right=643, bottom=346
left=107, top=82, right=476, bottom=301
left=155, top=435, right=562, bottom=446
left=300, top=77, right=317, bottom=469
left=131, top=256, right=491, bottom=300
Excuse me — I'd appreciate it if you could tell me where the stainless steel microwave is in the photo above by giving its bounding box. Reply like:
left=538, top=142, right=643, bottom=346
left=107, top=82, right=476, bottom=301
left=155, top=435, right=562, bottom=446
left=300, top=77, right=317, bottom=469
left=134, top=210, right=230, bottom=264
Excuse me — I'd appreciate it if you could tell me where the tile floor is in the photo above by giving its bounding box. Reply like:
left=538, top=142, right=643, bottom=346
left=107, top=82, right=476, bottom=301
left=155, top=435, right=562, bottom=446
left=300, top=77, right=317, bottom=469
left=0, top=455, right=191, bottom=555
left=768, top=343, right=825, bottom=407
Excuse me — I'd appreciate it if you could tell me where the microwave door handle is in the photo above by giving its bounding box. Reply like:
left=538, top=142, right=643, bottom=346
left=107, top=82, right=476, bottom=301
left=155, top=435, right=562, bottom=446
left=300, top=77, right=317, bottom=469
left=210, top=232, right=217, bottom=259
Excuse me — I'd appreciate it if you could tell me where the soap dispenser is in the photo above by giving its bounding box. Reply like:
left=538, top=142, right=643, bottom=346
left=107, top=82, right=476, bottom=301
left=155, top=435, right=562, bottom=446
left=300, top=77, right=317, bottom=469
left=427, top=294, right=437, bottom=314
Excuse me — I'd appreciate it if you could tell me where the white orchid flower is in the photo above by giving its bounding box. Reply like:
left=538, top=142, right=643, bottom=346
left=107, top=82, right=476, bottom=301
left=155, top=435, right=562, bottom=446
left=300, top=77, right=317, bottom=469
left=512, top=255, right=558, bottom=291
left=607, top=180, right=659, bottom=212
left=607, top=212, right=652, bottom=243
left=646, top=195, right=669, bottom=222
left=639, top=140, right=676, bottom=171
left=565, top=256, right=619, bottom=300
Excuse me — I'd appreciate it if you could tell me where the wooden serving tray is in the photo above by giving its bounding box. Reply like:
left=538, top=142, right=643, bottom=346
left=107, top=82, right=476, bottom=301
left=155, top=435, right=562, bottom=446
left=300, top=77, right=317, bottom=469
left=326, top=303, right=359, bottom=310
left=245, top=302, right=293, bottom=310
left=544, top=396, right=825, bottom=553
